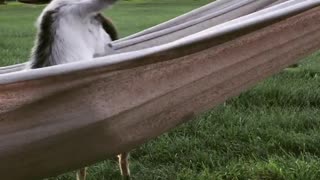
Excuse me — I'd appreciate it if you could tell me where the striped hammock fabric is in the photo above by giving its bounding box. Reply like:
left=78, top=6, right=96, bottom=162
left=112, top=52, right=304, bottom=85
left=1, top=0, right=320, bottom=179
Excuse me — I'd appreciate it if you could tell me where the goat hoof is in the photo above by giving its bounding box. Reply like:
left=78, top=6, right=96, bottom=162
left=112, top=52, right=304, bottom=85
left=122, top=175, right=131, bottom=180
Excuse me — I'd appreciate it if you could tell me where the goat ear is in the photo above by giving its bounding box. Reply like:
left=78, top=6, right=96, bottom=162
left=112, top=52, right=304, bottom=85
left=18, top=0, right=51, bottom=4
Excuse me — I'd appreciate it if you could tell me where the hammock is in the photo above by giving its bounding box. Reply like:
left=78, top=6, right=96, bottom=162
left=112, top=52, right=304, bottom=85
left=0, top=0, right=320, bottom=179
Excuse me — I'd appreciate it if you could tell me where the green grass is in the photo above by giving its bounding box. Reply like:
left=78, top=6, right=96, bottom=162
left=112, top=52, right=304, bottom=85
left=1, top=1, right=320, bottom=180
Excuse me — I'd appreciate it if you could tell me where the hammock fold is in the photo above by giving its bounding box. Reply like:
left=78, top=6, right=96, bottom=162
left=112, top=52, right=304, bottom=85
left=1, top=0, right=320, bottom=179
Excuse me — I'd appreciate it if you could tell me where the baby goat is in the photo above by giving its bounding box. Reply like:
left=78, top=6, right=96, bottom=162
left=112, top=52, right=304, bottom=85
left=27, top=0, right=130, bottom=179
left=29, top=0, right=117, bottom=67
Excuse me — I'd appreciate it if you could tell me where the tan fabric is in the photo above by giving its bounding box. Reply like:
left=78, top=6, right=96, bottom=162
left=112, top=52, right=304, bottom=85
left=0, top=0, right=320, bottom=179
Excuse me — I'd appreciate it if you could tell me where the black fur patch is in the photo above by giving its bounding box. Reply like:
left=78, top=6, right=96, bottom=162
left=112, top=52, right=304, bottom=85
left=95, top=13, right=118, bottom=41
left=30, top=10, right=56, bottom=69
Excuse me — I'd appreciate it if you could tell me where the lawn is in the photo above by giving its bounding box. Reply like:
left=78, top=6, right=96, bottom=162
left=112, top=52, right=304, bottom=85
left=1, top=1, right=320, bottom=180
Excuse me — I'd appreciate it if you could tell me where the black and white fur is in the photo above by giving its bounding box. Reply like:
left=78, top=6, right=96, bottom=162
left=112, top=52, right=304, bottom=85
left=27, top=0, right=130, bottom=179
left=28, top=0, right=117, bottom=68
